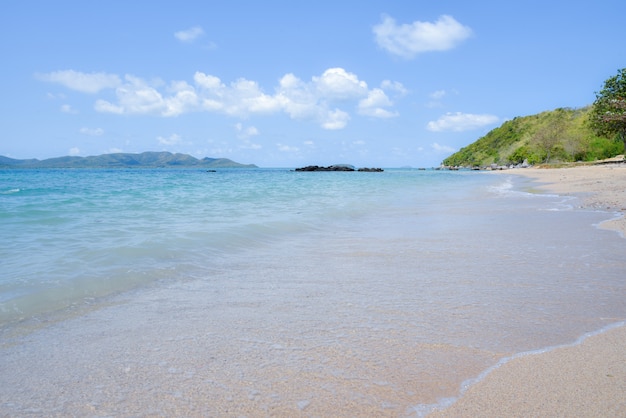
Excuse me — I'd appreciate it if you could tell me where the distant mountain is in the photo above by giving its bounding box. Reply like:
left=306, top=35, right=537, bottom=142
left=0, top=152, right=257, bottom=169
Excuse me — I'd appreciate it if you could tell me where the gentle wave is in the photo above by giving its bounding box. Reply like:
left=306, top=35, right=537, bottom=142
left=0, top=168, right=471, bottom=325
left=415, top=321, right=626, bottom=416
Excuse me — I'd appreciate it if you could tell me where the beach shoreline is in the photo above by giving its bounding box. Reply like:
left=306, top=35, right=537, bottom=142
left=510, top=163, right=626, bottom=237
left=1, top=166, right=624, bottom=416
left=432, top=163, right=626, bottom=417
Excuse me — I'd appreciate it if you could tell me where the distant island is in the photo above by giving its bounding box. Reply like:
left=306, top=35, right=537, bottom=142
left=0, top=152, right=257, bottom=169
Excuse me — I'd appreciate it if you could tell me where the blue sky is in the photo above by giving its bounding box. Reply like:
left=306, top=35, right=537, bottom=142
left=2, top=0, right=624, bottom=167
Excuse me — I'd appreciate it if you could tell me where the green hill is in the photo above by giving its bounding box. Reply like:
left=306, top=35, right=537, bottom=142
left=442, top=107, right=624, bottom=167
left=0, top=152, right=257, bottom=169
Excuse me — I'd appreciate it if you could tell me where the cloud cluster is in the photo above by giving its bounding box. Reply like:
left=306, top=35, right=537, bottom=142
left=427, top=112, right=499, bottom=132
left=374, top=15, right=472, bottom=59
left=39, top=68, right=403, bottom=130
left=79, top=127, right=104, bottom=136
left=174, top=26, right=204, bottom=43
left=37, top=70, right=121, bottom=93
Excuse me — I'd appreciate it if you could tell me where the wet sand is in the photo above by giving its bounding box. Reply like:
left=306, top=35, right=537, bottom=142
left=433, top=162, right=626, bottom=417
left=431, top=324, right=626, bottom=417
left=516, top=163, right=626, bottom=237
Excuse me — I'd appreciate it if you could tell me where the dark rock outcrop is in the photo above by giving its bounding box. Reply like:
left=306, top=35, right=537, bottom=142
left=295, top=165, right=383, bottom=172
left=296, top=165, right=354, bottom=171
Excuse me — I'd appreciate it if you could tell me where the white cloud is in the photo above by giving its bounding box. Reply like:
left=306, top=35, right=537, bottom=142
left=37, top=70, right=121, bottom=93
left=358, top=88, right=397, bottom=118
left=69, top=147, right=81, bottom=156
left=79, top=127, right=104, bottom=136
left=229, top=78, right=282, bottom=115
left=321, top=108, right=350, bottom=130
left=430, top=90, right=447, bottom=100
left=94, top=100, right=123, bottom=114
left=44, top=68, right=403, bottom=129
left=276, top=73, right=323, bottom=120
left=381, top=80, right=408, bottom=97
left=373, top=15, right=472, bottom=59
left=95, top=75, right=199, bottom=117
left=60, top=104, right=77, bottom=114
left=163, top=80, right=199, bottom=116
left=235, top=123, right=260, bottom=139
left=277, top=143, right=300, bottom=152
left=313, top=68, right=368, bottom=100
left=174, top=26, right=204, bottom=42
left=427, top=112, right=499, bottom=132
left=278, top=70, right=375, bottom=128
left=195, top=73, right=283, bottom=117
left=157, top=134, right=182, bottom=145
left=431, top=143, right=457, bottom=153
left=233, top=124, right=261, bottom=149
left=426, top=89, right=460, bottom=108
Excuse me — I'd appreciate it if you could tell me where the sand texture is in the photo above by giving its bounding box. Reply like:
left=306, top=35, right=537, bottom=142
left=431, top=325, right=626, bottom=417
left=433, top=162, right=626, bottom=417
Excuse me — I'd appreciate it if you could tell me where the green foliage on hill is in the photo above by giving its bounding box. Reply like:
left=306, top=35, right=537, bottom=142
left=442, top=107, right=624, bottom=167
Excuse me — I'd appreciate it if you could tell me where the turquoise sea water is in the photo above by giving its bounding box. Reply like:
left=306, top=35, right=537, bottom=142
left=1, top=168, right=625, bottom=415
left=0, top=168, right=493, bottom=326
left=0, top=168, right=459, bottom=324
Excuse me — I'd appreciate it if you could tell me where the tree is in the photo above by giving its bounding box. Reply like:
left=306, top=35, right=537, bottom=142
left=534, top=108, right=566, bottom=163
left=590, top=68, right=626, bottom=153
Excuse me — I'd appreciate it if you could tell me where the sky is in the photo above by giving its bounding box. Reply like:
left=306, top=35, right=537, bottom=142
left=2, top=0, right=625, bottom=168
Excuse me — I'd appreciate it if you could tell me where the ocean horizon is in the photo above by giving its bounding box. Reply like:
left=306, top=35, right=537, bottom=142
left=1, top=167, right=625, bottom=416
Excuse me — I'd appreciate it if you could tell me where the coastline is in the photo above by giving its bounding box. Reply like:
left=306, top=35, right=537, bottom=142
left=432, top=164, right=626, bottom=417
left=2, top=166, right=625, bottom=416
left=510, top=164, right=626, bottom=237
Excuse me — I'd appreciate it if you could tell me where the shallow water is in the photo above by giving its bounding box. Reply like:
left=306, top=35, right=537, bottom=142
left=1, top=168, right=624, bottom=416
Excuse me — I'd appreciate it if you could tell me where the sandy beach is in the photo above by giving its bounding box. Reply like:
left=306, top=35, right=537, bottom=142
left=515, top=162, right=626, bottom=238
left=433, top=162, right=626, bottom=417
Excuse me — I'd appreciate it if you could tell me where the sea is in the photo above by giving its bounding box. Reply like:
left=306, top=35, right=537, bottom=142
left=1, top=167, right=625, bottom=416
